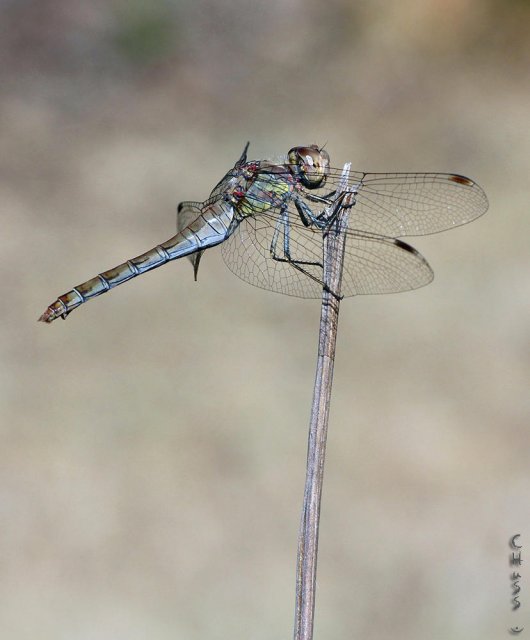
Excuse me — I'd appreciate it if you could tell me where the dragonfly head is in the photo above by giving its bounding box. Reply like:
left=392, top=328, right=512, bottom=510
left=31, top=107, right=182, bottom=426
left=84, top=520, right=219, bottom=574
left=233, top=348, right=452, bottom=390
left=287, top=145, right=330, bottom=189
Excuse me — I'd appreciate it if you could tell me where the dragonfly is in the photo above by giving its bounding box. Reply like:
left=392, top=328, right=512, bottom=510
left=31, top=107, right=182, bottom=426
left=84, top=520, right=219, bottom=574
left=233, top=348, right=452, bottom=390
left=39, top=144, right=488, bottom=323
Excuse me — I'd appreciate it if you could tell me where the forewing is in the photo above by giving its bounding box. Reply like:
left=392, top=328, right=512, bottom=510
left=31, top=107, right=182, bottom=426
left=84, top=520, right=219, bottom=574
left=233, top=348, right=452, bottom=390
left=309, top=170, right=488, bottom=237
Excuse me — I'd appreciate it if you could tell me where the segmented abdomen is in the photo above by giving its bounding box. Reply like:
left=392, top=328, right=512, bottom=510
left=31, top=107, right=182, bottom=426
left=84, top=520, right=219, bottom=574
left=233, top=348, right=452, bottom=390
left=39, top=203, right=234, bottom=323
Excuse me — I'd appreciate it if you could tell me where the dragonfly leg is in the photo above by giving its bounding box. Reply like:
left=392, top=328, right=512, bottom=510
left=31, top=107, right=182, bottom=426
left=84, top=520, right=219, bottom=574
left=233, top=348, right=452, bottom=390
left=311, top=190, right=357, bottom=231
left=292, top=195, right=327, bottom=229
left=303, top=188, right=357, bottom=224
left=290, top=191, right=355, bottom=300
left=304, top=190, right=336, bottom=205
left=269, top=206, right=341, bottom=298
left=269, top=207, right=323, bottom=270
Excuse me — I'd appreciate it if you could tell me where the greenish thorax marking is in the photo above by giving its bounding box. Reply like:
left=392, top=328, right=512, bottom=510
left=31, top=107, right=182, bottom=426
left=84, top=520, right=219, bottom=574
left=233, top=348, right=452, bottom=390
left=235, top=167, right=294, bottom=217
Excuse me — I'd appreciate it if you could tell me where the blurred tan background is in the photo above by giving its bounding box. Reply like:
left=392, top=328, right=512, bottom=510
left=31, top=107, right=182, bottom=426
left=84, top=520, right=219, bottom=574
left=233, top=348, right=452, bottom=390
left=2, top=1, right=530, bottom=638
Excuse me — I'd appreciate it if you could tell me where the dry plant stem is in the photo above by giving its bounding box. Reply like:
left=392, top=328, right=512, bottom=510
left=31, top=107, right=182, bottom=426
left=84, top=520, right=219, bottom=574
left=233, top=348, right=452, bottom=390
left=294, top=165, right=352, bottom=640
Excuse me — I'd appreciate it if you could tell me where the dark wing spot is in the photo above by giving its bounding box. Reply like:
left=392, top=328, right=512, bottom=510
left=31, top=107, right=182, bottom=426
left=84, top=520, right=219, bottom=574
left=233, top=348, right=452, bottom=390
left=448, top=174, right=474, bottom=186
left=394, top=238, right=421, bottom=256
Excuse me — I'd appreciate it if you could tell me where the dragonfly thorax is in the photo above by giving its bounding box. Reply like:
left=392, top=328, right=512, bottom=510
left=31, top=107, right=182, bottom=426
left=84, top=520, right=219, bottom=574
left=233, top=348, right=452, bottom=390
left=287, top=145, right=330, bottom=190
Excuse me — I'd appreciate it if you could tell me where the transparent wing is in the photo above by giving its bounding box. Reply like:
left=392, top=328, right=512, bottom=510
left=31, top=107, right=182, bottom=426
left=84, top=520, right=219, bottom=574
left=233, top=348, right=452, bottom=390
left=295, top=169, right=488, bottom=238
left=185, top=163, right=487, bottom=297
left=340, top=233, right=433, bottom=297
left=221, top=212, right=324, bottom=298
left=221, top=211, right=433, bottom=299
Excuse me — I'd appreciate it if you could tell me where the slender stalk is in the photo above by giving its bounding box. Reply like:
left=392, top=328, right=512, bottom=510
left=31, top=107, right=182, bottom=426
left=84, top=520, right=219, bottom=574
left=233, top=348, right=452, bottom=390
left=294, top=165, right=353, bottom=640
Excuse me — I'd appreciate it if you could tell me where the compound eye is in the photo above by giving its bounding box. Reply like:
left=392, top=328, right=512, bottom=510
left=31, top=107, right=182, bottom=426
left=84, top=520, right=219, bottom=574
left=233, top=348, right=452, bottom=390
left=287, top=145, right=330, bottom=189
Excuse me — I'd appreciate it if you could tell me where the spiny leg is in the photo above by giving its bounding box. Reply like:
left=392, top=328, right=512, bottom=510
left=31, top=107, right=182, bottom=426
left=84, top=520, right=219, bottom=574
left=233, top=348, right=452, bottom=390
left=291, top=193, right=355, bottom=299
left=292, top=193, right=349, bottom=230
left=270, top=206, right=323, bottom=270
left=293, top=195, right=324, bottom=228
left=269, top=206, right=339, bottom=297
left=302, top=188, right=357, bottom=225
left=303, top=190, right=336, bottom=206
